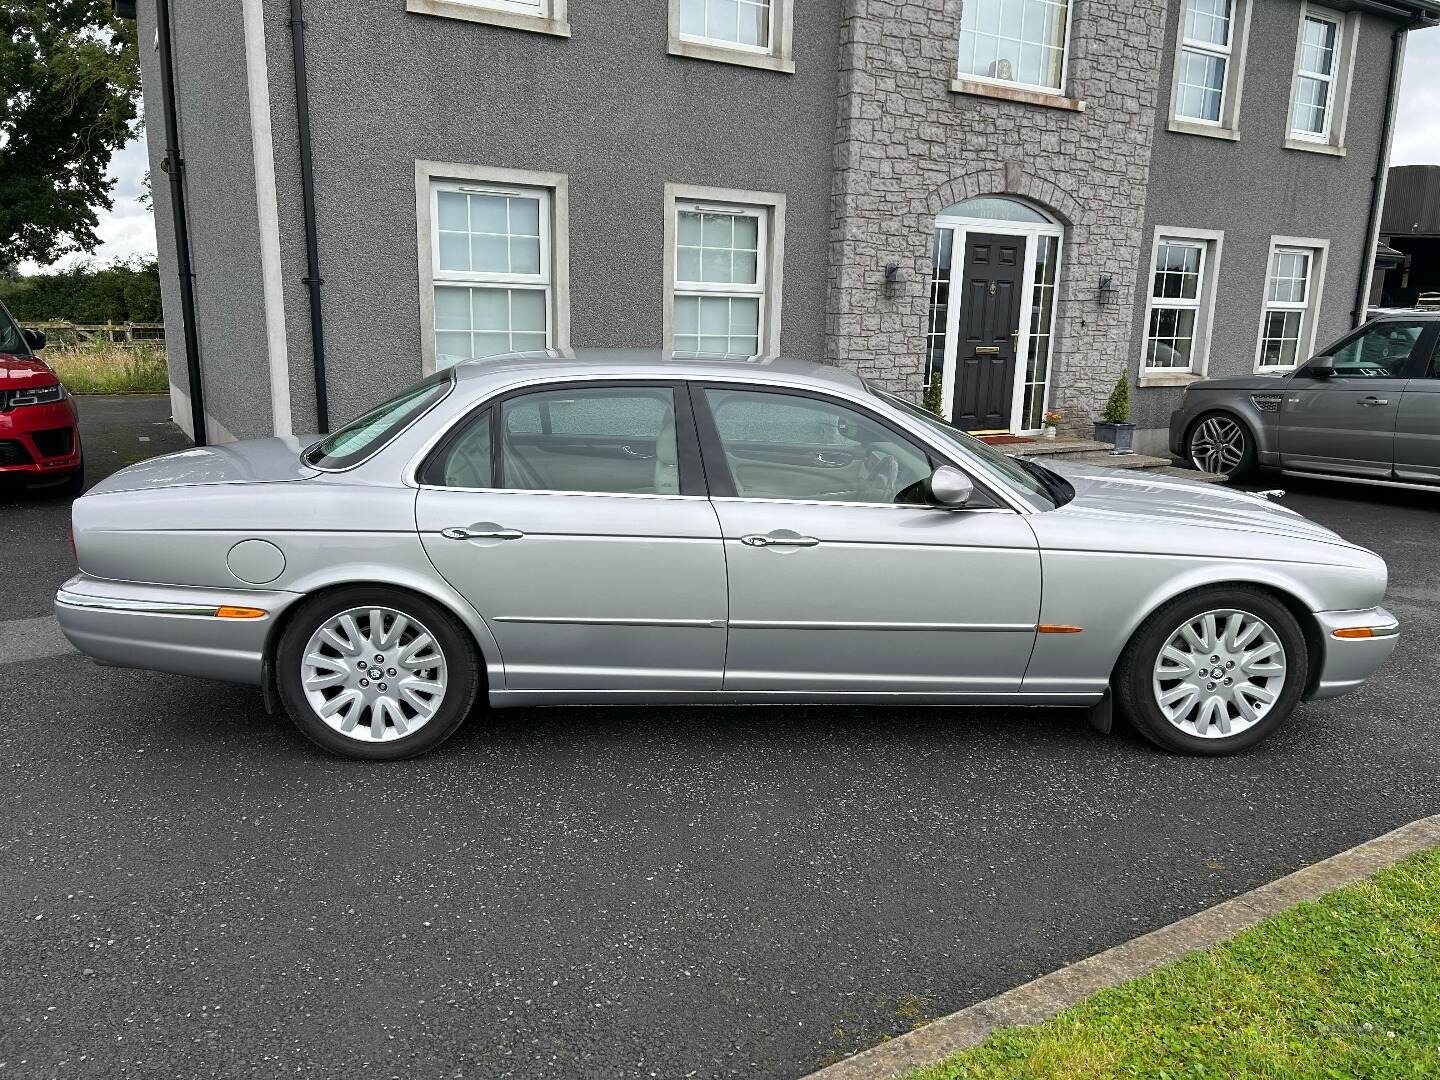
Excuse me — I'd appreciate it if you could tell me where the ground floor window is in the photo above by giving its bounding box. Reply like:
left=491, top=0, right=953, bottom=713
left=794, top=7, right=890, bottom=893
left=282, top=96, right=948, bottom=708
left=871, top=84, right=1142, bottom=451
left=1256, top=238, right=1327, bottom=371
left=923, top=229, right=953, bottom=408
left=1021, top=233, right=1060, bottom=430
left=1141, top=228, right=1223, bottom=377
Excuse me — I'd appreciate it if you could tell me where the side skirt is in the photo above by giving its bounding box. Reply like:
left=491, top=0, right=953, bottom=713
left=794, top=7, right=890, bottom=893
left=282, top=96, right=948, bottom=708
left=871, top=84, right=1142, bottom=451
left=488, top=689, right=1104, bottom=708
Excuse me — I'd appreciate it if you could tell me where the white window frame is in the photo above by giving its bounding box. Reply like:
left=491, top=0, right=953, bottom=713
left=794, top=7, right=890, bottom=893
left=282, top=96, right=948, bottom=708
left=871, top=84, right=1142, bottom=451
left=406, top=0, right=570, bottom=37
left=1167, top=0, right=1252, bottom=141
left=415, top=161, right=571, bottom=375
left=1255, top=237, right=1329, bottom=372
left=1284, top=4, right=1358, bottom=156
left=668, top=0, right=795, bottom=73
left=663, top=183, right=785, bottom=359
left=952, top=0, right=1077, bottom=98
left=1138, top=227, right=1225, bottom=387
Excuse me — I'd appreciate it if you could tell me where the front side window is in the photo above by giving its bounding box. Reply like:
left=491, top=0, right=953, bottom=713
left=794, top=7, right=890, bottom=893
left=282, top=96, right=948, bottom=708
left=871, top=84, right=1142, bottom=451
left=1175, top=0, right=1233, bottom=123
left=673, top=203, right=766, bottom=357
left=957, top=0, right=1071, bottom=92
left=1144, top=239, right=1207, bottom=371
left=305, top=371, right=452, bottom=470
left=701, top=387, right=932, bottom=505
left=431, top=183, right=551, bottom=368
left=679, top=0, right=771, bottom=50
left=1291, top=7, right=1341, bottom=141
left=0, top=305, right=28, bottom=356
left=1325, top=323, right=1426, bottom=378
left=1257, top=246, right=1317, bottom=370
left=500, top=386, right=682, bottom=495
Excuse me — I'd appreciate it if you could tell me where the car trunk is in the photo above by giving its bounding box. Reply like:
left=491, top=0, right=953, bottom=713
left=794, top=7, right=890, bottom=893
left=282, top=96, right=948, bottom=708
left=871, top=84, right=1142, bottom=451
left=85, top=436, right=321, bottom=496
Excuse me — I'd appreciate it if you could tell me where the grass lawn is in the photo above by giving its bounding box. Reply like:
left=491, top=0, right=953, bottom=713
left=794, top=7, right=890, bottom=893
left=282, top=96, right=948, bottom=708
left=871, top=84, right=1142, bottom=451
left=43, top=341, right=168, bottom=394
left=903, top=846, right=1440, bottom=1080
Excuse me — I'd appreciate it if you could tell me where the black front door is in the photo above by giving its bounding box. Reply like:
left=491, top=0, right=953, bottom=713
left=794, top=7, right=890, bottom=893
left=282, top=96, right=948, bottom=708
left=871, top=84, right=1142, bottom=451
left=952, top=233, right=1026, bottom=431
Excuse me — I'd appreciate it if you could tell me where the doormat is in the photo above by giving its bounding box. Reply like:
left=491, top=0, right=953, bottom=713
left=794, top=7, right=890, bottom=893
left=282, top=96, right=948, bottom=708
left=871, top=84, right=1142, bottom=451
left=977, top=434, right=1035, bottom=446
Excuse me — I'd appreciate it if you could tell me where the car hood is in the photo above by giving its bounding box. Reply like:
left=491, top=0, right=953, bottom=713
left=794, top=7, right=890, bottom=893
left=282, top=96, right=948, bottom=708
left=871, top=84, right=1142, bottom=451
left=1185, top=372, right=1292, bottom=393
left=86, top=435, right=320, bottom=495
left=1043, top=461, right=1350, bottom=548
left=0, top=353, right=57, bottom=390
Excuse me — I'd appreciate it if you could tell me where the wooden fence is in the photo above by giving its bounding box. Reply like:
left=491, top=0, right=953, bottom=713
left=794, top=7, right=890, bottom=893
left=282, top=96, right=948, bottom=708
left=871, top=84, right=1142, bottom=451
left=29, top=322, right=166, bottom=346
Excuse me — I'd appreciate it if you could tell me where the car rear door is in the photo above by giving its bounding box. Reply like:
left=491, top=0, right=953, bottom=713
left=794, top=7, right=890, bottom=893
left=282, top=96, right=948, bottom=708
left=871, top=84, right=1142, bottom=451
left=691, top=383, right=1041, bottom=696
left=1279, top=321, right=1431, bottom=477
left=414, top=381, right=727, bottom=692
left=1390, top=327, right=1440, bottom=483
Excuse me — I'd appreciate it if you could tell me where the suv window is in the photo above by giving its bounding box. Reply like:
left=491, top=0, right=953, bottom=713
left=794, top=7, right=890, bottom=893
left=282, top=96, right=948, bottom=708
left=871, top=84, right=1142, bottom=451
left=0, top=305, right=29, bottom=356
left=499, top=386, right=681, bottom=495
left=1326, top=322, right=1427, bottom=378
left=701, top=387, right=933, bottom=504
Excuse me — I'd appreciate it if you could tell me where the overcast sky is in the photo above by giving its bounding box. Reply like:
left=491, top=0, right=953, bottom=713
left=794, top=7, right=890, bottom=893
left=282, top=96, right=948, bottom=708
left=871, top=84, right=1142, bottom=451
left=24, top=24, right=1440, bottom=273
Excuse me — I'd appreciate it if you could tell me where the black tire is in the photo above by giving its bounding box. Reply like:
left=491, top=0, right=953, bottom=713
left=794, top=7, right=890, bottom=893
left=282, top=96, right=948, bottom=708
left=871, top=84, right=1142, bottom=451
left=1115, top=586, right=1308, bottom=756
left=60, top=462, right=86, bottom=497
left=1186, top=411, right=1257, bottom=480
left=275, top=585, right=481, bottom=761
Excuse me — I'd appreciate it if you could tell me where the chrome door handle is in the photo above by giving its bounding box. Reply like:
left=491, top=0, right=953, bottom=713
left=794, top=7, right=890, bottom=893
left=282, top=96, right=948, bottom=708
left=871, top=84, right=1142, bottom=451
left=1357, top=397, right=1389, bottom=406
left=740, top=532, right=820, bottom=548
left=441, top=525, right=524, bottom=541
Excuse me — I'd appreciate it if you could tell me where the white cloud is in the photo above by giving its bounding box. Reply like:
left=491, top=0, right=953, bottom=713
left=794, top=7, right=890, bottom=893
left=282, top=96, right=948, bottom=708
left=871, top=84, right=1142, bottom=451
left=19, top=134, right=157, bottom=273
left=1392, top=25, right=1440, bottom=167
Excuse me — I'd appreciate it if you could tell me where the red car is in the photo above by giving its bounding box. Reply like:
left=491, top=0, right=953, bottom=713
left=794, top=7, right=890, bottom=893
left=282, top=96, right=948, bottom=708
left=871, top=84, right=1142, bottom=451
left=0, top=303, right=83, bottom=495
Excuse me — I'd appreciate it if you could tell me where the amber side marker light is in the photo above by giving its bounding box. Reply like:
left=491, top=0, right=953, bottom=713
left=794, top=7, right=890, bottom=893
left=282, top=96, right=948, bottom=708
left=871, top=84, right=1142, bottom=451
left=1037, top=624, right=1084, bottom=634
left=1332, top=627, right=1378, bottom=639
left=215, top=606, right=268, bottom=620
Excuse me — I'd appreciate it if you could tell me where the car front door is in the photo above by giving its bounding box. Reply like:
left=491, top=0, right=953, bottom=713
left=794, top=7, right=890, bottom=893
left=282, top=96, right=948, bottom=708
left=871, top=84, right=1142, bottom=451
left=1390, top=328, right=1440, bottom=483
left=1279, top=321, right=1431, bottom=478
left=691, top=383, right=1041, bottom=696
left=415, top=382, right=727, bottom=691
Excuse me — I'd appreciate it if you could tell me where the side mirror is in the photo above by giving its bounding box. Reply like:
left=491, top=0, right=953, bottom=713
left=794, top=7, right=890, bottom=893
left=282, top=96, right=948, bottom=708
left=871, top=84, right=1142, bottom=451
left=1307, top=355, right=1334, bottom=378
left=927, top=464, right=973, bottom=508
left=22, top=328, right=45, bottom=351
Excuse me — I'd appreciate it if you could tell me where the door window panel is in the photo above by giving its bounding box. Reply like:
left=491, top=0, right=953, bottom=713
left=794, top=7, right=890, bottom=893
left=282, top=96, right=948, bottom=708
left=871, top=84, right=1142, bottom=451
left=704, top=388, right=932, bottom=504
left=499, top=387, right=680, bottom=495
left=1327, top=324, right=1425, bottom=378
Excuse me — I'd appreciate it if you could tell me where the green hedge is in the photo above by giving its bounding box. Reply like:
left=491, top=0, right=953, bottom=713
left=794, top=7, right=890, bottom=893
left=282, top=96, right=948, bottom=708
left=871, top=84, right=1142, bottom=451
left=0, top=259, right=161, bottom=324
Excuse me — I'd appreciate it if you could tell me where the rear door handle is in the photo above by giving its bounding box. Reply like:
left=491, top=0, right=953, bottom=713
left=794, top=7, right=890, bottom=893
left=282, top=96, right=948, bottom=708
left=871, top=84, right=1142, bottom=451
left=1357, top=397, right=1390, bottom=406
left=441, top=523, right=524, bottom=541
left=740, top=532, right=820, bottom=548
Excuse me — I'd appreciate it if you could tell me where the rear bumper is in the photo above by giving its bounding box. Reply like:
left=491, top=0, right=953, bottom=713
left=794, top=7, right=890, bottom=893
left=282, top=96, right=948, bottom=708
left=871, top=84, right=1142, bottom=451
left=54, top=574, right=301, bottom=685
left=1307, top=606, right=1400, bottom=701
left=0, top=399, right=81, bottom=476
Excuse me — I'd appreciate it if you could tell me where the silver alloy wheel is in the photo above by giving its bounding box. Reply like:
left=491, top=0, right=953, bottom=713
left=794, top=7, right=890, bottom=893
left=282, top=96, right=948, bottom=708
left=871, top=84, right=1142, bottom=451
left=1151, top=608, right=1287, bottom=740
left=1189, top=416, right=1246, bottom=475
left=300, top=606, right=448, bottom=743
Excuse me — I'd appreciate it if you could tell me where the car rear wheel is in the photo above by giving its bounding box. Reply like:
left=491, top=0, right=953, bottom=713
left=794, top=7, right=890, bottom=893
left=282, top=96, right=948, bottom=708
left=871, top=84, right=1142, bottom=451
left=275, top=586, right=480, bottom=761
left=1187, top=412, right=1256, bottom=479
left=1116, top=587, right=1308, bottom=756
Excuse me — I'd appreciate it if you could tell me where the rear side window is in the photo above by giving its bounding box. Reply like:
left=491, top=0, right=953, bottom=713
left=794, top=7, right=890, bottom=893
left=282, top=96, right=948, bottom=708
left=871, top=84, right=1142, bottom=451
left=304, top=371, right=452, bottom=470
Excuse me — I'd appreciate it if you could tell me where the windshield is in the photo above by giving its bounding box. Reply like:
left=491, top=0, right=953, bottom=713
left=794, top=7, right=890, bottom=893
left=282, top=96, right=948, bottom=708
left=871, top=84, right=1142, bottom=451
left=868, top=386, right=1072, bottom=509
left=303, top=370, right=453, bottom=470
left=0, top=305, right=30, bottom=356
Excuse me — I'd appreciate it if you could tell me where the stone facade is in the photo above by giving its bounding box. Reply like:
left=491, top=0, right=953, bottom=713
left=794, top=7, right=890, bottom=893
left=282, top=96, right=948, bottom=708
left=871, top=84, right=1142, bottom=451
left=827, top=0, right=1169, bottom=429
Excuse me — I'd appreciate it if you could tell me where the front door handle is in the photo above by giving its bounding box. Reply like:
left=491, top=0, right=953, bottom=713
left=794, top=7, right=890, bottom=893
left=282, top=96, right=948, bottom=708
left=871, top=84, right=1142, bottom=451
left=1357, top=397, right=1390, bottom=406
left=441, top=524, right=524, bottom=541
left=740, top=532, right=820, bottom=548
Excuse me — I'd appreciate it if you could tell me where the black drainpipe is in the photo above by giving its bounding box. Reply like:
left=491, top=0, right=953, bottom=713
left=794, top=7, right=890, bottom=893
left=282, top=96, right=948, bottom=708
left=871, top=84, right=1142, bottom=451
left=1355, top=20, right=1421, bottom=328
left=288, top=0, right=329, bottom=432
left=151, top=0, right=207, bottom=445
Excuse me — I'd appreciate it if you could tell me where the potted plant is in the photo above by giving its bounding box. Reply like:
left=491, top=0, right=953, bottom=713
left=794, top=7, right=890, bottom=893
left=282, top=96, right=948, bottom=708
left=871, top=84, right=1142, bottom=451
left=1093, top=375, right=1135, bottom=453
left=1041, top=409, right=1062, bottom=439
left=922, top=379, right=944, bottom=417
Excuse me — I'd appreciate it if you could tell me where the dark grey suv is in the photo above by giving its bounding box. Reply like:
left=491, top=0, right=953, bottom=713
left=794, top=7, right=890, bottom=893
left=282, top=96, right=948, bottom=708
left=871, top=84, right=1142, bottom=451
left=1170, top=313, right=1440, bottom=487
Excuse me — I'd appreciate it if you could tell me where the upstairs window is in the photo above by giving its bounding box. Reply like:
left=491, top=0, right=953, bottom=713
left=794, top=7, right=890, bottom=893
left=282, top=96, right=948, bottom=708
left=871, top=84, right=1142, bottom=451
left=1291, top=9, right=1340, bottom=140
left=956, top=0, right=1072, bottom=93
left=1168, top=0, right=1251, bottom=139
left=670, top=0, right=794, bottom=72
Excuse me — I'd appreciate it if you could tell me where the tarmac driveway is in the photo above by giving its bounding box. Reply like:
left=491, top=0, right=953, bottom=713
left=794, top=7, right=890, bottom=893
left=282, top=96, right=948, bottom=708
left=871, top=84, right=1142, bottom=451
left=1, top=397, right=1437, bottom=1079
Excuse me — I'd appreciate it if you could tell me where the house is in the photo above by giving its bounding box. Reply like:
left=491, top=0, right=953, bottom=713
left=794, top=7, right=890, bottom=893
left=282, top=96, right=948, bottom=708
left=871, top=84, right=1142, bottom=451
left=121, top=0, right=1438, bottom=455
left=1374, top=164, right=1440, bottom=309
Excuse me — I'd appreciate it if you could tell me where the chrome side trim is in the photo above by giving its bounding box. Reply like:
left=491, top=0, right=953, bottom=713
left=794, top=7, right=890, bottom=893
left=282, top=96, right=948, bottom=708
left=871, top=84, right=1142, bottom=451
left=491, top=616, right=725, bottom=628
left=727, top=620, right=1036, bottom=632
left=55, top=589, right=221, bottom=617
left=1281, top=469, right=1440, bottom=494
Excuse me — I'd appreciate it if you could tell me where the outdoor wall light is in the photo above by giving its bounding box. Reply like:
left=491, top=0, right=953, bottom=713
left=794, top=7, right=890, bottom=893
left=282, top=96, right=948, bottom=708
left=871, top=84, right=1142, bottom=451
left=1097, top=274, right=1119, bottom=306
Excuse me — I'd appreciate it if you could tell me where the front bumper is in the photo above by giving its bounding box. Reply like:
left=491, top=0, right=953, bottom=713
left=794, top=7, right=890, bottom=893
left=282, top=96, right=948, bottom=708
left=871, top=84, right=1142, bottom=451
left=1307, top=606, right=1400, bottom=701
left=0, top=399, right=81, bottom=476
left=55, top=574, right=301, bottom=685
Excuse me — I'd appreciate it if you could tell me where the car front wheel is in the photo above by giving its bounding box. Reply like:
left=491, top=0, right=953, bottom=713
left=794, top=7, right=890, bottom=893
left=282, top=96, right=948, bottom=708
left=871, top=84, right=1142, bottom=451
left=1187, top=412, right=1256, bottom=479
left=275, top=586, right=480, bottom=760
left=1116, top=587, right=1308, bottom=755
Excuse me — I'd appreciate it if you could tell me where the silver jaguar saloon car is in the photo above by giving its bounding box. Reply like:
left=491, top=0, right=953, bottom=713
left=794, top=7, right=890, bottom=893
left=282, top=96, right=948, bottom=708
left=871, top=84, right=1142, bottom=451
left=56, top=351, right=1398, bottom=761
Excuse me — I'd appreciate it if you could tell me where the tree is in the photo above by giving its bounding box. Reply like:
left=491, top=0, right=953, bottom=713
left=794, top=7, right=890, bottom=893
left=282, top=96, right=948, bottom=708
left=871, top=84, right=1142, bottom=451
left=0, top=1, right=140, bottom=265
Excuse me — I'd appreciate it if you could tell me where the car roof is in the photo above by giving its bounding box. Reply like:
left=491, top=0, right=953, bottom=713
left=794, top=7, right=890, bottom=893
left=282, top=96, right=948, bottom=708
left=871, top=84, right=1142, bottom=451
left=448, top=348, right=868, bottom=393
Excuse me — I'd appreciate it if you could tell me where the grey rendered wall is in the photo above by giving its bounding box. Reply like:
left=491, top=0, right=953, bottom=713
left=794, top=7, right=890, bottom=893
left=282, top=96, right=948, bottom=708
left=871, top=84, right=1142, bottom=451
left=255, top=0, right=843, bottom=433
left=1131, top=0, right=1400, bottom=438
left=135, top=0, right=272, bottom=441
